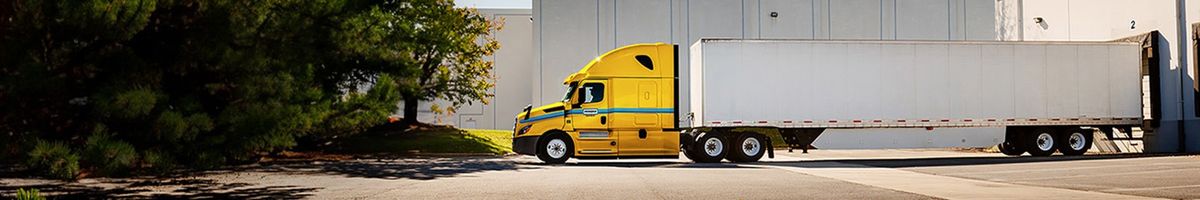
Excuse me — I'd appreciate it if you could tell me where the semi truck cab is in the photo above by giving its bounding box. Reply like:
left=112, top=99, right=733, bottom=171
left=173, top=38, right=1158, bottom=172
left=512, top=43, right=686, bottom=163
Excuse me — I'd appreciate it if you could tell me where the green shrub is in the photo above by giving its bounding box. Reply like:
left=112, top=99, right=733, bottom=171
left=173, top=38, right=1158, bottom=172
left=96, top=88, right=159, bottom=120
left=1, top=0, right=497, bottom=175
left=16, top=188, right=44, bottom=200
left=26, top=140, right=80, bottom=180
left=140, top=150, right=175, bottom=174
left=82, top=132, right=138, bottom=176
left=1, top=136, right=34, bottom=164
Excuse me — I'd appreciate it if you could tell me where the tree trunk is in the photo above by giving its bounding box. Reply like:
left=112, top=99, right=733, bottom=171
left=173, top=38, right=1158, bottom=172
left=402, top=95, right=419, bottom=125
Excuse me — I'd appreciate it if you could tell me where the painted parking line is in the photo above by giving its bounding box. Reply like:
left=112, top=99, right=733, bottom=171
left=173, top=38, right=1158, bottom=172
left=751, top=162, right=1164, bottom=200
left=1101, top=184, right=1200, bottom=192
left=938, top=158, right=1197, bottom=177
left=991, top=168, right=1199, bottom=182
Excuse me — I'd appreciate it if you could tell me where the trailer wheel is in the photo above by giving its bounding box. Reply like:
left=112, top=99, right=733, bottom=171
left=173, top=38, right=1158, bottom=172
left=536, top=133, right=573, bottom=164
left=1057, top=129, right=1093, bottom=156
left=727, top=134, right=766, bottom=162
left=1023, top=128, right=1057, bottom=156
left=997, top=141, right=1025, bottom=156
left=689, top=133, right=727, bottom=163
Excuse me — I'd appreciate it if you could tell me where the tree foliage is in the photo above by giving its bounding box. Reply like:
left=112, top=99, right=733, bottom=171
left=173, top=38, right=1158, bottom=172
left=0, top=0, right=498, bottom=178
left=388, top=1, right=500, bottom=123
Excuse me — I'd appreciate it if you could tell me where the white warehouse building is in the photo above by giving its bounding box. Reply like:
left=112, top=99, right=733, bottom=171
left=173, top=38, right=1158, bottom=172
left=423, top=0, right=1198, bottom=152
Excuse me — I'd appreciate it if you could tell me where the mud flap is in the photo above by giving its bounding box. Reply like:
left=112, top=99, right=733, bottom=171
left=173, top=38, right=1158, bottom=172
left=766, top=137, right=774, bottom=159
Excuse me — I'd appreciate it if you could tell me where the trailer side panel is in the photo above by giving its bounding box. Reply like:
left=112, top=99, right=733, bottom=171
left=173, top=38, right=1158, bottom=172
left=689, top=39, right=1142, bottom=128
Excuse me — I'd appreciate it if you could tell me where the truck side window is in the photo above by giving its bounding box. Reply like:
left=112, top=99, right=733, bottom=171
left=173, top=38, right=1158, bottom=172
left=580, top=83, right=604, bottom=104
left=636, top=55, right=653, bottom=70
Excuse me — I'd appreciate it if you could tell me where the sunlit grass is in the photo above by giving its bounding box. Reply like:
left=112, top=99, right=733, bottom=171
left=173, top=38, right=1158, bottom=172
left=336, top=128, right=514, bottom=155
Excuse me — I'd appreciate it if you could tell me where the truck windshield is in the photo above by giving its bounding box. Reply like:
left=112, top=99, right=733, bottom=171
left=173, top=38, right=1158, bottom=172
left=561, top=82, right=578, bottom=102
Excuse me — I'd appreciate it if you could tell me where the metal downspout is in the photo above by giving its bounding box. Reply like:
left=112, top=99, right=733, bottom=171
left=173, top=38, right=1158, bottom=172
left=1176, top=0, right=1188, bottom=152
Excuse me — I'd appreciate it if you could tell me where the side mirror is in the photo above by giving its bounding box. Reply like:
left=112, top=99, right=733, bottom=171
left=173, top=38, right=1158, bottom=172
left=522, top=104, right=533, bottom=120
left=571, top=88, right=584, bottom=108
left=562, top=94, right=573, bottom=106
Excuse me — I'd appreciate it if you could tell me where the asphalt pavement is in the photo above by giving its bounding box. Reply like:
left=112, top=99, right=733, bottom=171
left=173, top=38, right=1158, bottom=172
left=2, top=149, right=1197, bottom=199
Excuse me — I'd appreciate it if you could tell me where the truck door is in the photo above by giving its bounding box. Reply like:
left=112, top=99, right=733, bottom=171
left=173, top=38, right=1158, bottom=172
left=568, top=80, right=615, bottom=154
left=613, top=79, right=673, bottom=155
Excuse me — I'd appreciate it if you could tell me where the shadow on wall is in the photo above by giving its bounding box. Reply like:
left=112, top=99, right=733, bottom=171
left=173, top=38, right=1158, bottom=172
left=1035, top=17, right=1050, bottom=30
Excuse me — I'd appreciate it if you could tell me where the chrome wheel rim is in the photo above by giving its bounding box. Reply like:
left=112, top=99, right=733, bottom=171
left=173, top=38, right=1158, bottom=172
left=546, top=139, right=567, bottom=159
left=1036, top=133, right=1054, bottom=151
left=704, top=137, right=724, bottom=157
left=742, top=137, right=761, bottom=157
left=1068, top=132, right=1087, bottom=151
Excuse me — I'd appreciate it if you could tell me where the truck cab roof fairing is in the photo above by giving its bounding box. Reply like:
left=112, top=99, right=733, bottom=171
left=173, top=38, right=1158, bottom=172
left=562, top=43, right=673, bottom=84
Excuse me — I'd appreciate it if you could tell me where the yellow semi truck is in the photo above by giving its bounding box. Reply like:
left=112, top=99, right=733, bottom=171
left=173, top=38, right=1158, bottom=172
left=514, top=39, right=1145, bottom=164
left=511, top=43, right=686, bottom=164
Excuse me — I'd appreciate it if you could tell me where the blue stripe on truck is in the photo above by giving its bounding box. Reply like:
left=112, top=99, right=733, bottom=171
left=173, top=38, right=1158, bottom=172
left=519, top=108, right=674, bottom=123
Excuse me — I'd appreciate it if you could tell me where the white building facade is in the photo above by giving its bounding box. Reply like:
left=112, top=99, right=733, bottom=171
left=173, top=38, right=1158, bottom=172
left=424, top=0, right=1199, bottom=152
left=529, top=0, right=1007, bottom=150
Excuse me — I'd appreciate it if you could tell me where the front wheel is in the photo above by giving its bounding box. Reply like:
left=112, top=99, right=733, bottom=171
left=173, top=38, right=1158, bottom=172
left=727, top=134, right=766, bottom=162
left=536, top=134, right=573, bottom=164
left=688, top=133, right=727, bottom=163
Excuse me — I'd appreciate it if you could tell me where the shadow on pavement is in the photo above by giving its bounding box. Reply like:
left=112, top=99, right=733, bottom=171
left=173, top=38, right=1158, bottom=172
left=0, top=179, right=317, bottom=199
left=758, top=153, right=1197, bottom=168
left=500, top=153, right=1194, bottom=169
left=556, top=161, right=766, bottom=169
left=249, top=156, right=536, bottom=180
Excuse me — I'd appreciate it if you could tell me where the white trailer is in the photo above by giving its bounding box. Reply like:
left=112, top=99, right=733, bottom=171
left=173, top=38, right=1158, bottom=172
left=682, top=39, right=1144, bottom=157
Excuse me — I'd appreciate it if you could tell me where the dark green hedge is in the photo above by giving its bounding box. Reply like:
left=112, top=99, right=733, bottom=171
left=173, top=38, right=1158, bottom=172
left=0, top=0, right=493, bottom=179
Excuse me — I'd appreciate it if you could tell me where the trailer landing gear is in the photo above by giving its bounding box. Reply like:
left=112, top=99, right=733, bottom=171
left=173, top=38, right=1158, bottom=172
left=779, top=128, right=824, bottom=154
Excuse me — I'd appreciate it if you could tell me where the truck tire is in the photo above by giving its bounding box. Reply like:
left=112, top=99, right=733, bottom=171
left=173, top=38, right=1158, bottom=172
left=689, top=133, right=727, bottom=163
left=1057, top=128, right=1093, bottom=156
left=536, top=133, right=573, bottom=164
left=1023, top=128, right=1058, bottom=156
left=681, top=131, right=698, bottom=160
left=682, top=147, right=697, bottom=160
left=727, top=134, right=766, bottom=162
left=998, top=141, right=1025, bottom=156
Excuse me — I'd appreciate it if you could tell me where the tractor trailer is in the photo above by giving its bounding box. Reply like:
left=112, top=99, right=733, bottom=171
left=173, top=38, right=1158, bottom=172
left=513, top=39, right=1143, bottom=163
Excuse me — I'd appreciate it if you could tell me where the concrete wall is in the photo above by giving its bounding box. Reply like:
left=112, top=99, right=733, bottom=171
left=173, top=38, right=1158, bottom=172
left=534, top=0, right=998, bottom=113
left=997, top=0, right=1199, bottom=152
left=423, top=0, right=1198, bottom=151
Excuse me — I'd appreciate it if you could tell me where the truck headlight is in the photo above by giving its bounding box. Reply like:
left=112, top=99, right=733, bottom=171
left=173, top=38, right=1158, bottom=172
left=518, top=125, right=532, bottom=135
